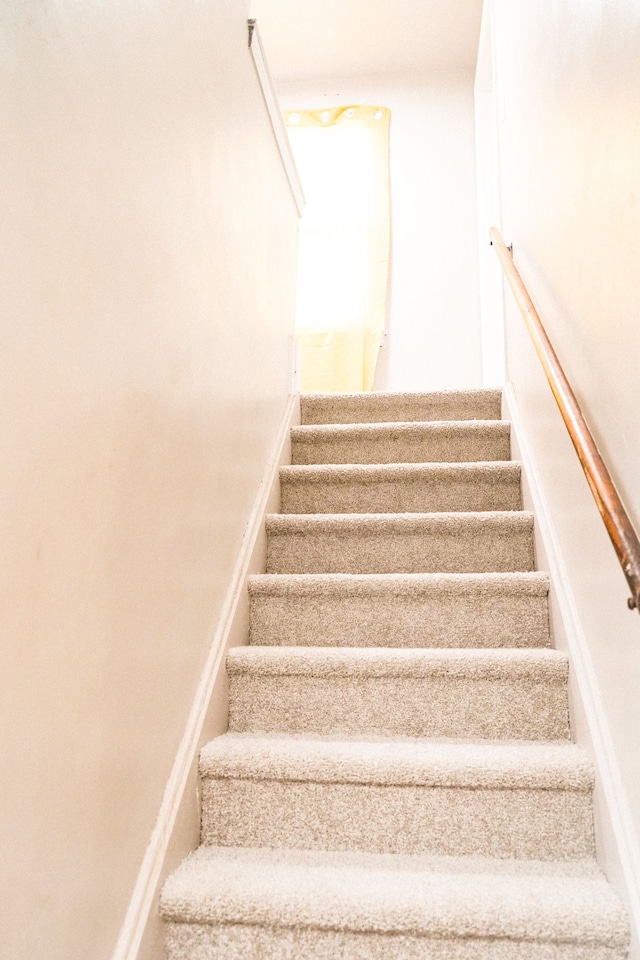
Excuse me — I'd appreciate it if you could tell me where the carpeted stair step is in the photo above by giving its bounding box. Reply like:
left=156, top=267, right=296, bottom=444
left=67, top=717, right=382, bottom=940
left=248, top=572, right=550, bottom=648
left=266, top=511, right=535, bottom=575
left=160, top=847, right=629, bottom=960
left=227, top=646, right=569, bottom=740
left=300, top=389, right=502, bottom=424
left=280, top=462, right=522, bottom=514
left=199, top=734, right=595, bottom=860
left=291, top=420, right=510, bottom=465
left=160, top=381, right=630, bottom=958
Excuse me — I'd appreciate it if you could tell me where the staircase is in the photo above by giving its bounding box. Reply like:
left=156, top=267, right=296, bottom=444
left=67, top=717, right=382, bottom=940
left=160, top=389, right=629, bottom=959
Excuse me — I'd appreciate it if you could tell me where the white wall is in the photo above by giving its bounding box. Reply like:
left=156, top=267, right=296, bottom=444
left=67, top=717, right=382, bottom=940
left=474, top=1, right=505, bottom=386
left=277, top=75, right=483, bottom=391
left=490, top=0, right=640, bottom=944
left=0, top=2, right=298, bottom=958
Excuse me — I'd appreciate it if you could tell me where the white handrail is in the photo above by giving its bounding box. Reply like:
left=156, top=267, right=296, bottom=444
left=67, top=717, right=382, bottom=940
left=248, top=19, right=305, bottom=217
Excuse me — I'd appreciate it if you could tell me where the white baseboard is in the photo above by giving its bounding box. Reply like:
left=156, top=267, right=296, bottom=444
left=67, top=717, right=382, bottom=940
left=504, top=382, right=640, bottom=957
left=111, top=392, right=300, bottom=960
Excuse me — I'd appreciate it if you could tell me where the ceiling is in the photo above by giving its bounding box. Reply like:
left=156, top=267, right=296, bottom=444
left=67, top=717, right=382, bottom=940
left=250, top=0, right=484, bottom=81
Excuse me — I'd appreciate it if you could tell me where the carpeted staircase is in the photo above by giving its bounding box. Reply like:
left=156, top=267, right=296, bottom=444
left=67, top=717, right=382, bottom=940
left=160, top=389, right=630, bottom=959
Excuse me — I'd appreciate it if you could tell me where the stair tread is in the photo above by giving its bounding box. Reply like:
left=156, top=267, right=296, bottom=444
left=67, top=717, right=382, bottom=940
left=280, top=462, right=523, bottom=513
left=292, top=420, right=512, bottom=465
left=281, top=461, right=521, bottom=480
left=228, top=645, right=568, bottom=678
left=160, top=845, right=627, bottom=947
left=293, top=420, right=509, bottom=439
left=266, top=512, right=536, bottom=574
left=199, top=733, right=593, bottom=790
left=249, top=570, right=549, bottom=596
left=267, top=510, right=534, bottom=531
left=300, top=390, right=503, bottom=425
left=228, top=646, right=569, bottom=740
left=303, top=389, right=502, bottom=403
left=249, top=572, right=551, bottom=649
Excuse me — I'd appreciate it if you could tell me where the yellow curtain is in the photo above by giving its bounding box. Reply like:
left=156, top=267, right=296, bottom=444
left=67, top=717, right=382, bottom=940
left=285, top=105, right=391, bottom=393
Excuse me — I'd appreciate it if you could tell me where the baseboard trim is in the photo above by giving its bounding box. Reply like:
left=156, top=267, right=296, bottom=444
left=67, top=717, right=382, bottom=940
left=111, top=392, right=300, bottom=960
left=504, top=381, right=640, bottom=951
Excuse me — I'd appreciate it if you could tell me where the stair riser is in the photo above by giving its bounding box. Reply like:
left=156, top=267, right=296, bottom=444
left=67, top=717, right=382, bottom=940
left=228, top=675, right=570, bottom=740
left=266, top=525, right=535, bottom=575
left=201, top=779, right=594, bottom=860
left=292, top=430, right=510, bottom=465
left=300, top=392, right=502, bottom=425
left=164, top=922, right=625, bottom=960
left=280, top=476, right=522, bottom=514
left=249, top=591, right=550, bottom=648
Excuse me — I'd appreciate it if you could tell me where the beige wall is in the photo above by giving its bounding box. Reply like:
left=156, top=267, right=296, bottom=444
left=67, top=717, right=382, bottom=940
left=0, top=2, right=298, bottom=958
left=276, top=75, right=483, bottom=392
left=491, top=0, right=640, bottom=942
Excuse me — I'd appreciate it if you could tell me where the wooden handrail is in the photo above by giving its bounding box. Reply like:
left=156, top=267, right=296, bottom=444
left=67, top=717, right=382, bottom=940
left=490, top=226, right=640, bottom=612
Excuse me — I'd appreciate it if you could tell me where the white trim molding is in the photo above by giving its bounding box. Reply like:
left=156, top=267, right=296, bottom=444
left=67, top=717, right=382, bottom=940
left=111, top=393, right=300, bottom=960
left=248, top=19, right=305, bottom=217
left=504, top=381, right=640, bottom=955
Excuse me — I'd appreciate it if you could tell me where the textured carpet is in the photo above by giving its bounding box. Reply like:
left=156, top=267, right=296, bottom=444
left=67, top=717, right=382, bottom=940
left=300, top=389, right=503, bottom=424
left=280, top=462, right=522, bottom=514
left=266, top=511, right=535, bottom=575
left=227, top=646, right=570, bottom=740
left=248, top=572, right=551, bottom=648
left=162, top=848, right=627, bottom=959
left=291, top=420, right=511, bottom=465
left=160, top=389, right=629, bottom=958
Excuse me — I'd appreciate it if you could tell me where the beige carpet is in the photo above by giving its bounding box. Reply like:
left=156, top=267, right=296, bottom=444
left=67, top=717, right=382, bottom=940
left=160, top=389, right=629, bottom=958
